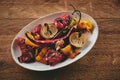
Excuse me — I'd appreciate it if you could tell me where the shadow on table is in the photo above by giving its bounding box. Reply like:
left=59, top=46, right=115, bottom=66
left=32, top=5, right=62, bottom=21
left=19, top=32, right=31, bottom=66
left=22, top=62, right=89, bottom=80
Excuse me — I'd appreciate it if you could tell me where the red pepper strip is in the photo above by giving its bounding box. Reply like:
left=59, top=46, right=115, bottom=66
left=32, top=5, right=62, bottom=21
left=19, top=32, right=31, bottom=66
left=35, top=27, right=73, bottom=44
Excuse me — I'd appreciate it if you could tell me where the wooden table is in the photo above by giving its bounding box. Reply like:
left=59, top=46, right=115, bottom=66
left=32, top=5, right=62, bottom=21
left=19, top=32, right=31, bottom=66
left=0, top=0, right=120, bottom=80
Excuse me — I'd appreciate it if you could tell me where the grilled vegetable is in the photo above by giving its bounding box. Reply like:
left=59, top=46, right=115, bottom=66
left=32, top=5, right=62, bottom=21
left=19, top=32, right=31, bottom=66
left=16, top=7, right=93, bottom=66
left=16, top=37, right=35, bottom=63
left=25, top=32, right=39, bottom=47
left=61, top=44, right=72, bottom=55
left=69, top=32, right=88, bottom=47
left=40, top=23, right=58, bottom=39
left=45, top=50, right=64, bottom=66
left=32, top=24, right=41, bottom=34
left=78, top=20, right=93, bottom=32
left=69, top=48, right=80, bottom=59
left=54, top=14, right=71, bottom=30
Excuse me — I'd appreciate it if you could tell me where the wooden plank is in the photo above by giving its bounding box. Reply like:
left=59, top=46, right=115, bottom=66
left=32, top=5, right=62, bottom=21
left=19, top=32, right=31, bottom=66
left=0, top=4, right=67, bottom=19
left=0, top=0, right=90, bottom=5
left=0, top=5, right=10, bottom=19
left=0, top=0, right=120, bottom=19
left=0, top=0, right=35, bottom=4
left=0, top=19, right=34, bottom=35
left=89, top=0, right=120, bottom=18
left=0, top=0, right=118, bottom=5
left=0, top=18, right=120, bottom=80
left=67, top=0, right=120, bottom=18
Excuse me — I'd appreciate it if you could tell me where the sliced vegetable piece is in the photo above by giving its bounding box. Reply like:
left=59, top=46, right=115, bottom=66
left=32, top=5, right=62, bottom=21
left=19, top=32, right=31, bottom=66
left=32, top=24, right=41, bottom=34
left=25, top=32, right=39, bottom=47
left=45, top=50, right=63, bottom=66
left=16, top=37, right=35, bottom=63
left=40, top=58, right=47, bottom=64
left=62, top=14, right=70, bottom=21
left=36, top=47, right=48, bottom=64
left=35, top=55, right=47, bottom=64
left=69, top=32, right=88, bottom=47
left=68, top=48, right=80, bottom=59
left=61, top=44, right=72, bottom=55
left=69, top=52, right=76, bottom=59
left=34, top=33, right=41, bottom=40
left=35, top=55, right=42, bottom=61
left=54, top=14, right=71, bottom=30
left=18, top=52, right=33, bottom=63
left=25, top=32, right=35, bottom=40
left=39, top=47, right=48, bottom=57
left=69, top=18, right=77, bottom=27
left=78, top=20, right=93, bottom=32
left=55, top=40, right=64, bottom=50
left=41, top=23, right=58, bottom=39
left=75, top=48, right=81, bottom=55
left=36, top=27, right=73, bottom=44
left=25, top=37, right=39, bottom=47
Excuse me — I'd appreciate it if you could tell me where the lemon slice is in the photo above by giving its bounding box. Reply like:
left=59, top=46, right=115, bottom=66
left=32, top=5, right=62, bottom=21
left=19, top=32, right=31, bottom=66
left=69, top=32, right=88, bottom=47
left=41, top=23, right=58, bottom=39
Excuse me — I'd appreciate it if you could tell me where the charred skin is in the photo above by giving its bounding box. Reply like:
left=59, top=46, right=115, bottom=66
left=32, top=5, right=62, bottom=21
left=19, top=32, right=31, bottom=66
left=16, top=37, right=35, bottom=63
left=16, top=8, right=92, bottom=66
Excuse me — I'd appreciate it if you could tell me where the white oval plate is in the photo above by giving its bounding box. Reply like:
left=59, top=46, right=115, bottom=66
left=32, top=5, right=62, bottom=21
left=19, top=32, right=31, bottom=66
left=11, top=11, right=98, bottom=71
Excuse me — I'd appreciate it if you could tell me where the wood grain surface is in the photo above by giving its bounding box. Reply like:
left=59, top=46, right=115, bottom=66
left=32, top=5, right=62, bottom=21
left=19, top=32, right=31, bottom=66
left=0, top=0, right=120, bottom=80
